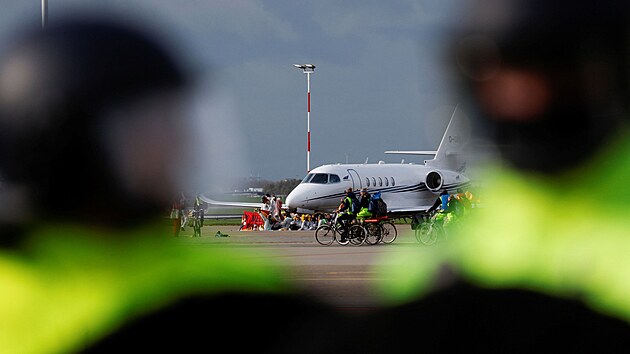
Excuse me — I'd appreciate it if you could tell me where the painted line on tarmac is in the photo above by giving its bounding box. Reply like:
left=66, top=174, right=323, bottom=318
left=261, top=250, right=383, bottom=259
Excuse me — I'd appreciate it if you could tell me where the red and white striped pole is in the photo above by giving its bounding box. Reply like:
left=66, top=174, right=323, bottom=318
left=306, top=71, right=311, bottom=173
left=293, top=64, right=316, bottom=173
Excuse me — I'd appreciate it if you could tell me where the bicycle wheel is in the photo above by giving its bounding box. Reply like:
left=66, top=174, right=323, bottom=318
left=348, top=225, right=367, bottom=246
left=315, top=225, right=335, bottom=246
left=364, top=223, right=382, bottom=245
left=380, top=221, right=397, bottom=244
left=416, top=223, right=438, bottom=245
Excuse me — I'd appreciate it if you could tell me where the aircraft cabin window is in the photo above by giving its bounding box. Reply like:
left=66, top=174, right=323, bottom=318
left=378, top=177, right=383, bottom=187
left=301, top=174, right=314, bottom=183
left=329, top=174, right=341, bottom=184
left=310, top=173, right=329, bottom=184
left=385, top=178, right=389, bottom=187
left=390, top=177, right=395, bottom=186
left=366, top=177, right=370, bottom=187
left=372, top=177, right=377, bottom=186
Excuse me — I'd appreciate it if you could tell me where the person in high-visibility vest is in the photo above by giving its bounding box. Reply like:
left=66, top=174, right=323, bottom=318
left=0, top=18, right=340, bottom=354
left=335, top=188, right=358, bottom=244
left=364, top=0, right=630, bottom=351
left=356, top=188, right=373, bottom=219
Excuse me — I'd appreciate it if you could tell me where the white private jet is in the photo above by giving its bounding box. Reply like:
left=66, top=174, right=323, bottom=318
left=283, top=107, right=471, bottom=216
left=200, top=107, right=472, bottom=218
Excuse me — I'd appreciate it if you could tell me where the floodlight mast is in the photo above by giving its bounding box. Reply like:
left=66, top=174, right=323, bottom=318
left=293, top=63, right=316, bottom=173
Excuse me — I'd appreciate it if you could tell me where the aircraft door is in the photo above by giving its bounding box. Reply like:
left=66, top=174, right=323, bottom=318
left=347, top=169, right=362, bottom=190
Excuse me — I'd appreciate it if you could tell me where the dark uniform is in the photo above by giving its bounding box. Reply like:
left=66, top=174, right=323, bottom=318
left=366, top=0, right=630, bottom=351
left=0, top=18, right=342, bottom=354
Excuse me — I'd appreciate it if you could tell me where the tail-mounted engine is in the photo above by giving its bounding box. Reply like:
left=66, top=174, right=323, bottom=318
left=425, top=170, right=469, bottom=193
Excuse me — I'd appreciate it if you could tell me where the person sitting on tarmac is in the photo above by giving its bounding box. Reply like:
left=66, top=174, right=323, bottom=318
left=299, top=214, right=313, bottom=230
left=278, top=213, right=293, bottom=230
left=336, top=188, right=358, bottom=242
left=316, top=214, right=327, bottom=228
left=357, top=188, right=373, bottom=219
left=289, top=214, right=302, bottom=230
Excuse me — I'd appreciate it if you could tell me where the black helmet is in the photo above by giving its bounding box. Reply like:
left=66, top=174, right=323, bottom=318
left=0, top=17, right=187, bottom=227
left=450, top=0, right=630, bottom=173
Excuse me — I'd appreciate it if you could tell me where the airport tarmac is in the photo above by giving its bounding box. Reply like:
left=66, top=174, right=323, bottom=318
left=176, top=224, right=420, bottom=309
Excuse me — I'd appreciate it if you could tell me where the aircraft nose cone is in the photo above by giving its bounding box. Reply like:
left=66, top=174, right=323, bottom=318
left=285, top=192, right=297, bottom=209
left=285, top=187, right=306, bottom=209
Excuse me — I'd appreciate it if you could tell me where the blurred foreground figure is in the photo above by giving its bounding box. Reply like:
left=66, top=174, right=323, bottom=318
left=0, top=19, right=337, bottom=354
left=365, top=0, right=630, bottom=352
left=454, top=0, right=630, bottom=172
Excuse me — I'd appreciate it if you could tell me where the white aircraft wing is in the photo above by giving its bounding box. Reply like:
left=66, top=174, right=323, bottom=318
left=198, top=195, right=264, bottom=209
left=199, top=194, right=291, bottom=210
left=384, top=150, right=437, bottom=155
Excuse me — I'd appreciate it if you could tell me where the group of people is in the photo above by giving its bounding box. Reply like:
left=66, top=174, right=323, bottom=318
left=266, top=212, right=330, bottom=231
left=334, top=187, right=387, bottom=243
left=426, top=188, right=476, bottom=228
left=246, top=189, right=388, bottom=233
left=428, top=188, right=475, bottom=215
left=260, top=194, right=283, bottom=224
left=256, top=193, right=331, bottom=231
left=169, top=195, right=205, bottom=237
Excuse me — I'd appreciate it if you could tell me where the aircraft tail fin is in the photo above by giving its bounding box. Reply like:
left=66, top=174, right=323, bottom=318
left=425, top=106, right=470, bottom=172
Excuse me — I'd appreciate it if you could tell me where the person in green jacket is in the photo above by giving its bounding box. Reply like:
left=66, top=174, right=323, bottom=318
left=356, top=188, right=373, bottom=219
left=363, top=0, right=630, bottom=351
left=0, top=17, right=338, bottom=354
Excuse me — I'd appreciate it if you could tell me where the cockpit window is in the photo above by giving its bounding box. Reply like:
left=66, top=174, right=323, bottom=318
left=309, top=173, right=329, bottom=184
left=301, top=173, right=341, bottom=184
left=301, top=174, right=314, bottom=183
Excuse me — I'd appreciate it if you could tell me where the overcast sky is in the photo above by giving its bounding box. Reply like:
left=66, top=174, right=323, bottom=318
left=1, top=0, right=465, bottom=189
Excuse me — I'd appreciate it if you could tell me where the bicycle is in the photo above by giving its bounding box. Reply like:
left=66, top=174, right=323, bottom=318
left=359, top=215, right=397, bottom=245
left=415, top=210, right=448, bottom=245
left=379, top=219, right=398, bottom=244
left=315, top=212, right=367, bottom=246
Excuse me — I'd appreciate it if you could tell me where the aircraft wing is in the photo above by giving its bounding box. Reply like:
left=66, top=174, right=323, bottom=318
left=199, top=194, right=291, bottom=210
left=198, top=195, right=264, bottom=209
left=384, top=150, right=437, bottom=155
